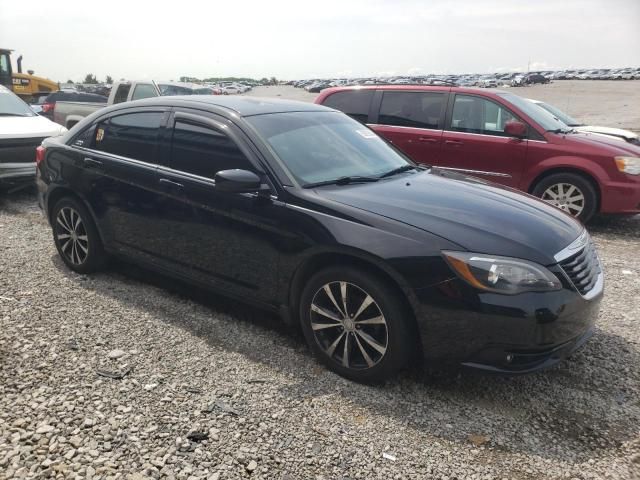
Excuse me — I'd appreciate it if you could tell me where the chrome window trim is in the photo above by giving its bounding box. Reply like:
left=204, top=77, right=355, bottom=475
left=73, top=146, right=157, bottom=170
left=432, top=165, right=512, bottom=178
left=441, top=130, right=527, bottom=140
left=367, top=123, right=442, bottom=133
left=554, top=229, right=588, bottom=263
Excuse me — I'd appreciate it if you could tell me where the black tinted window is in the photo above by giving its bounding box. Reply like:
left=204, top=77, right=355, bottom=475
left=93, top=112, right=162, bottom=163
left=378, top=92, right=445, bottom=129
left=170, top=121, right=252, bottom=179
left=113, top=85, right=131, bottom=104
left=449, top=95, right=519, bottom=136
left=322, top=90, right=373, bottom=123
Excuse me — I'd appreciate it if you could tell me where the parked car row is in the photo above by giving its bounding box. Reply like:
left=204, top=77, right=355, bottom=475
left=290, top=66, right=640, bottom=91
left=35, top=95, right=606, bottom=383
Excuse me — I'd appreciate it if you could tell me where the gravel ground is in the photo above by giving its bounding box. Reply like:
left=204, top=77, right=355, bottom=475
left=1, top=189, right=639, bottom=480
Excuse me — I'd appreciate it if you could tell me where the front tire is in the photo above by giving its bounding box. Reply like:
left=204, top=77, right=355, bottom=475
left=299, top=266, right=412, bottom=383
left=532, top=173, right=597, bottom=223
left=51, top=197, right=106, bottom=274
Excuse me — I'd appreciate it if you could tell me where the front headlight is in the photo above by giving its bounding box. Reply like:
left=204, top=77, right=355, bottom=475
left=443, top=251, right=562, bottom=295
left=615, top=156, right=640, bottom=175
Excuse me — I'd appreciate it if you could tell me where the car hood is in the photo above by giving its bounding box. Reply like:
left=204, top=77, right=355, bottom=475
left=559, top=130, right=640, bottom=156
left=0, top=115, right=67, bottom=139
left=575, top=125, right=638, bottom=141
left=316, top=170, right=583, bottom=266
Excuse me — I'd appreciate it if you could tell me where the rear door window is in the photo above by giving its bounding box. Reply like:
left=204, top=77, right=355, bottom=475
left=170, top=120, right=253, bottom=179
left=131, top=84, right=158, bottom=101
left=322, top=90, right=373, bottom=123
left=112, top=84, right=131, bottom=104
left=93, top=112, right=163, bottom=163
left=448, top=94, right=519, bottom=136
left=378, top=91, right=445, bottom=129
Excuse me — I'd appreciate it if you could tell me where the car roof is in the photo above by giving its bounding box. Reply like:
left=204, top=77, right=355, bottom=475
left=128, top=95, right=331, bottom=116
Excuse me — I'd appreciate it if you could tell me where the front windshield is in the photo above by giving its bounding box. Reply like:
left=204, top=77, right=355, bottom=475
left=496, top=92, right=568, bottom=131
left=536, top=101, right=582, bottom=127
left=0, top=89, right=37, bottom=117
left=246, top=111, right=411, bottom=186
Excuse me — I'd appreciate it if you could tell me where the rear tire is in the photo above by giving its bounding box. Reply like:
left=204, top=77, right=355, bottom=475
left=532, top=173, right=597, bottom=223
left=51, top=197, right=106, bottom=274
left=299, top=266, right=412, bottom=383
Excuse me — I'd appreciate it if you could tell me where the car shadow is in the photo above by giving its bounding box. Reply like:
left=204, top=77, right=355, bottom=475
left=588, top=213, right=639, bottom=240
left=51, top=254, right=640, bottom=467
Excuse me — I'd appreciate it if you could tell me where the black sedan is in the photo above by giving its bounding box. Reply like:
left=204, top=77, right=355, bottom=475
left=36, top=96, right=603, bottom=383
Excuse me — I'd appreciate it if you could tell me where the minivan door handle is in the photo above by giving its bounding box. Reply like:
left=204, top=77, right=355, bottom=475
left=159, top=178, right=184, bottom=189
left=444, top=140, right=463, bottom=146
left=418, top=137, right=438, bottom=143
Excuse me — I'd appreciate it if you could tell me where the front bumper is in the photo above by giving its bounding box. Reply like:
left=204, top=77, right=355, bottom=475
left=413, top=268, right=603, bottom=373
left=600, top=178, right=640, bottom=214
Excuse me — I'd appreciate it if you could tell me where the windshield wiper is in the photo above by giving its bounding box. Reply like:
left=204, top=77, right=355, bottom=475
left=303, top=176, right=379, bottom=188
left=379, top=164, right=418, bottom=178
left=0, top=113, right=31, bottom=117
left=547, top=127, right=572, bottom=134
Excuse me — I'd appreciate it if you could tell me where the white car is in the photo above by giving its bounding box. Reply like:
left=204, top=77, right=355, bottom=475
left=528, top=98, right=639, bottom=145
left=0, top=85, right=67, bottom=190
left=220, top=85, right=240, bottom=95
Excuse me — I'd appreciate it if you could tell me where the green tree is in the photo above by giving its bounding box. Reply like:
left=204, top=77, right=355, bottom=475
left=66, top=79, right=74, bottom=84
left=105, top=75, right=113, bottom=84
left=83, top=73, right=98, bottom=84
left=270, top=76, right=277, bottom=85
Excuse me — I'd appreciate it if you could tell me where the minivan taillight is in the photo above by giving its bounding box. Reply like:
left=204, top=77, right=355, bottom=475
left=36, top=146, right=46, bottom=166
left=41, top=102, right=55, bottom=113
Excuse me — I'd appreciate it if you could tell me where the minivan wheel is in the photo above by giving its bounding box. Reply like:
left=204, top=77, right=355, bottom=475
left=532, top=173, right=597, bottom=222
left=299, top=267, right=411, bottom=383
left=51, top=197, right=106, bottom=274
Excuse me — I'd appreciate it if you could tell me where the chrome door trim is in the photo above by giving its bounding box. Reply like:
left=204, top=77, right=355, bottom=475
left=432, top=165, right=512, bottom=178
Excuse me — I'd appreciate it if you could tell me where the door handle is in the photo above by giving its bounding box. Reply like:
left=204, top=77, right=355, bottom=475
left=159, top=178, right=184, bottom=189
left=418, top=137, right=438, bottom=143
left=83, top=157, right=103, bottom=168
left=444, top=140, right=463, bottom=146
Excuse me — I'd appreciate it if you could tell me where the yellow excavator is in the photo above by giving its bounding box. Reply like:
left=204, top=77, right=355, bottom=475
left=0, top=48, right=59, bottom=102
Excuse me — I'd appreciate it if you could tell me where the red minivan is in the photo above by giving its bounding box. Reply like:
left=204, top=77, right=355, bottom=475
left=316, top=85, right=640, bottom=222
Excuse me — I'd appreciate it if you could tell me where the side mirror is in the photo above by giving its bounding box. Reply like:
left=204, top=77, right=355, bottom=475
left=504, top=120, right=527, bottom=138
left=214, top=169, right=264, bottom=194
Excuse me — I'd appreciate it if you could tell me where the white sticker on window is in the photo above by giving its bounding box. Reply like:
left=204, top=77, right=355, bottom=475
left=356, top=129, right=376, bottom=139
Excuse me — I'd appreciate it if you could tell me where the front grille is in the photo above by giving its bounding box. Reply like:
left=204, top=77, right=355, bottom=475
left=559, top=240, right=601, bottom=295
left=0, top=137, right=47, bottom=163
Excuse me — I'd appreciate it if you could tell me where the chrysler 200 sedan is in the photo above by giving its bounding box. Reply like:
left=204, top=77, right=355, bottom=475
left=36, top=96, right=603, bottom=383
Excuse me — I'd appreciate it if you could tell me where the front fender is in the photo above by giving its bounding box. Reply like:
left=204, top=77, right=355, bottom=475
left=523, top=156, right=607, bottom=191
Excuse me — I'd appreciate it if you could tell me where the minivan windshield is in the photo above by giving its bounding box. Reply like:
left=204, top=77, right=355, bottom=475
left=246, top=111, right=412, bottom=187
left=534, top=101, right=582, bottom=127
left=0, top=88, right=37, bottom=117
left=496, top=92, right=568, bottom=132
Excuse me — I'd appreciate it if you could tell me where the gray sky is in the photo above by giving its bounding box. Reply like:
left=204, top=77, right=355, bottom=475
left=1, top=0, right=639, bottom=82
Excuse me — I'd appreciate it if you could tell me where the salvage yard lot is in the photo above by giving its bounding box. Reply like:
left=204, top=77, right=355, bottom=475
left=1, top=82, right=640, bottom=479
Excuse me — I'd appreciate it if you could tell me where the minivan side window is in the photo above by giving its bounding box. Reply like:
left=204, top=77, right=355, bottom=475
left=378, top=91, right=445, bottom=129
left=93, top=112, right=162, bottom=163
left=449, top=94, right=519, bottom=136
left=131, top=84, right=158, bottom=101
left=170, top=121, right=253, bottom=179
left=322, top=90, right=373, bottom=123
